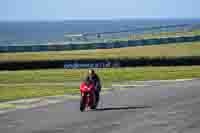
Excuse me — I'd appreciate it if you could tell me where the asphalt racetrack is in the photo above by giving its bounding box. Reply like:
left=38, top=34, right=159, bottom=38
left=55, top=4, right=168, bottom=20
left=0, top=79, right=200, bottom=133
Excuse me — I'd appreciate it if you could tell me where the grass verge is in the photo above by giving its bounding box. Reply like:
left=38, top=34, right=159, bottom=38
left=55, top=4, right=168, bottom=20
left=0, top=66, right=200, bottom=101
left=0, top=85, right=79, bottom=102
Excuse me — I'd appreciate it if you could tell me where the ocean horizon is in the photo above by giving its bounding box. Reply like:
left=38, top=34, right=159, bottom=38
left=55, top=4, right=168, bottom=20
left=1, top=18, right=200, bottom=46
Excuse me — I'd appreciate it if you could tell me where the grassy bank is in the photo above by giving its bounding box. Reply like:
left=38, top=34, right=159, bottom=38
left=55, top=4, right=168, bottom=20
left=0, top=84, right=79, bottom=102
left=110, top=30, right=200, bottom=42
left=128, top=30, right=200, bottom=40
left=0, top=42, right=200, bottom=62
left=0, top=66, right=200, bottom=101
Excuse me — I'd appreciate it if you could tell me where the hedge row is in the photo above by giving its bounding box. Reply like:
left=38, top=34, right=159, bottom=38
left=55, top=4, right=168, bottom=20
left=1, top=56, right=200, bottom=70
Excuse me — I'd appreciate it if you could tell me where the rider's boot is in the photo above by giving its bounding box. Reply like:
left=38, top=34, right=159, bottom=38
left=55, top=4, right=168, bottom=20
left=91, top=91, right=96, bottom=109
left=95, top=91, right=100, bottom=106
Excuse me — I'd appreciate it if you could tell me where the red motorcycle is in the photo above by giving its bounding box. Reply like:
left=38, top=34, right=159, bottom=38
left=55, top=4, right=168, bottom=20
left=80, top=82, right=96, bottom=112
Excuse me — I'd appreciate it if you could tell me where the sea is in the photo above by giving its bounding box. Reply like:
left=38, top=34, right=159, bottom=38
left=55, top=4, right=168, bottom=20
left=0, top=18, right=200, bottom=46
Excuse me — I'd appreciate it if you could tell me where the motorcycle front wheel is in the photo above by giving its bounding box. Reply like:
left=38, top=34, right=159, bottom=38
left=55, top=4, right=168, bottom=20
left=80, top=96, right=86, bottom=112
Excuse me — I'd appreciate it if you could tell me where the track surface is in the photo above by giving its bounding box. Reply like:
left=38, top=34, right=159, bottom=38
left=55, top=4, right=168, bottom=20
left=0, top=79, right=200, bottom=133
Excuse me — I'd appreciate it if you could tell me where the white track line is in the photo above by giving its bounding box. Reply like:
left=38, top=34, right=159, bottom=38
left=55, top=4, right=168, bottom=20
left=135, top=78, right=194, bottom=83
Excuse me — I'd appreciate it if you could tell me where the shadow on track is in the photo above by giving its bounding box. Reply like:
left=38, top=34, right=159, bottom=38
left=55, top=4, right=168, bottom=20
left=95, top=105, right=150, bottom=112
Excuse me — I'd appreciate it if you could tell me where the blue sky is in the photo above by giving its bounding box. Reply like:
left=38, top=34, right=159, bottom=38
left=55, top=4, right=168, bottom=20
left=0, top=0, right=199, bottom=21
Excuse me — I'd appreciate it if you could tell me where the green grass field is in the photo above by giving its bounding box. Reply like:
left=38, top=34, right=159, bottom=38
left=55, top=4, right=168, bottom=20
left=1, top=66, right=200, bottom=101
left=0, top=42, right=200, bottom=62
left=106, top=30, right=200, bottom=42
left=128, top=30, right=200, bottom=40
left=1, top=37, right=200, bottom=101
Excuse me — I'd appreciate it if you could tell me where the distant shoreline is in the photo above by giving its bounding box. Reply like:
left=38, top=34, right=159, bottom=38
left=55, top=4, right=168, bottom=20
left=1, top=19, right=200, bottom=46
left=1, top=18, right=200, bottom=22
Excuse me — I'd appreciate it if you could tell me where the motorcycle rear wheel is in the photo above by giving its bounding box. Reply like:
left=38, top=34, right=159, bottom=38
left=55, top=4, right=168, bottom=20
left=91, top=105, right=96, bottom=110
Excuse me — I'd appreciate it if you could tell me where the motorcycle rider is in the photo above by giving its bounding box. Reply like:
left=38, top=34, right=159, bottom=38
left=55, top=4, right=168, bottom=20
left=85, top=69, right=101, bottom=106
